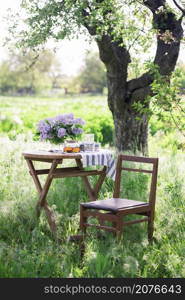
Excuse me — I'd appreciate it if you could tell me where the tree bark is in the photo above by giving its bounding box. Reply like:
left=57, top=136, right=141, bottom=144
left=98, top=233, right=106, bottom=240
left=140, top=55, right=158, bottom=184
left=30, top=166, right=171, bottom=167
left=96, top=36, right=149, bottom=154
left=112, top=103, right=149, bottom=154
left=106, top=62, right=149, bottom=154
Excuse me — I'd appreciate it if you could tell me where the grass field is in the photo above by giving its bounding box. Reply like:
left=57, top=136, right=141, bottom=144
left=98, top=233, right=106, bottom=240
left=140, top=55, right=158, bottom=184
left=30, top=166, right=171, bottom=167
left=0, top=95, right=185, bottom=278
left=0, top=95, right=113, bottom=145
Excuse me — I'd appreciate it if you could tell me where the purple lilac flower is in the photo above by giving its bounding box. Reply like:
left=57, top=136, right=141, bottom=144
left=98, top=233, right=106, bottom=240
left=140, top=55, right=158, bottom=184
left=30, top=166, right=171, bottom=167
left=41, top=132, right=51, bottom=140
left=55, top=113, right=74, bottom=125
left=37, top=120, right=51, bottom=140
left=38, top=113, right=85, bottom=143
left=46, top=117, right=55, bottom=123
left=64, top=113, right=75, bottom=125
left=55, top=115, right=66, bottom=123
left=71, top=127, right=83, bottom=135
left=57, top=128, right=66, bottom=138
left=64, top=113, right=74, bottom=119
left=37, top=120, right=50, bottom=132
left=64, top=119, right=74, bottom=125
left=73, top=118, right=85, bottom=126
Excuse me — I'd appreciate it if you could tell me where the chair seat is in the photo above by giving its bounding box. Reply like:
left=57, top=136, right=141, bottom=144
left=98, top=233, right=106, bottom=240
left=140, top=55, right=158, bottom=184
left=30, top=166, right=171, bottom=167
left=81, top=198, right=149, bottom=213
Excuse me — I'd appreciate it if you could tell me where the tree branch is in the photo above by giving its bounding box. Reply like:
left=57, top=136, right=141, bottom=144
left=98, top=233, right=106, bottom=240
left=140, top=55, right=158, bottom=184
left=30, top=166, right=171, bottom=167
left=126, top=72, right=153, bottom=101
left=172, top=0, right=185, bottom=15
left=81, top=8, right=97, bottom=35
left=79, top=0, right=109, bottom=35
left=129, top=85, right=151, bottom=104
left=143, top=0, right=166, bottom=12
left=78, top=1, right=131, bottom=68
left=127, top=1, right=184, bottom=102
left=169, top=111, right=185, bottom=137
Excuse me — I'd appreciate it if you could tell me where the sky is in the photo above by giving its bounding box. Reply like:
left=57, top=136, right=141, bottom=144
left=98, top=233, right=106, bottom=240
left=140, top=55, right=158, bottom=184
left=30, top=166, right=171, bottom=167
left=0, top=0, right=184, bottom=76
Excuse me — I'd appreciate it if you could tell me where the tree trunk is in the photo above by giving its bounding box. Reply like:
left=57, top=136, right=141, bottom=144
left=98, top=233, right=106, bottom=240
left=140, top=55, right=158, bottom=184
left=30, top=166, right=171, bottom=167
left=106, top=72, right=149, bottom=154
left=112, top=106, right=148, bottom=154
left=96, top=37, right=149, bottom=155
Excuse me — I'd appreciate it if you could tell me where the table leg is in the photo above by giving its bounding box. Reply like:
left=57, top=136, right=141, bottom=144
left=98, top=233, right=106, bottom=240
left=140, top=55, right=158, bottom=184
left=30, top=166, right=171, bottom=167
left=94, top=166, right=107, bottom=198
left=26, top=159, right=42, bottom=194
left=38, top=160, right=59, bottom=236
left=26, top=158, right=59, bottom=237
left=75, top=159, right=97, bottom=201
left=25, top=159, right=43, bottom=217
left=44, top=203, right=57, bottom=236
left=75, top=159, right=106, bottom=201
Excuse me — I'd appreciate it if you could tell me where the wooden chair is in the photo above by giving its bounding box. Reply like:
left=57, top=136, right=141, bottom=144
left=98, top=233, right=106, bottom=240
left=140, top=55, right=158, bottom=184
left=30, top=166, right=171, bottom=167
left=80, top=155, right=158, bottom=241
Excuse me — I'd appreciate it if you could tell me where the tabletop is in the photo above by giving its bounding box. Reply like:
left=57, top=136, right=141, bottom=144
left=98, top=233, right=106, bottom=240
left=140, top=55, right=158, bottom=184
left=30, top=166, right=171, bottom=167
left=22, top=149, right=116, bottom=179
left=22, top=150, right=82, bottom=160
left=22, top=149, right=114, bottom=160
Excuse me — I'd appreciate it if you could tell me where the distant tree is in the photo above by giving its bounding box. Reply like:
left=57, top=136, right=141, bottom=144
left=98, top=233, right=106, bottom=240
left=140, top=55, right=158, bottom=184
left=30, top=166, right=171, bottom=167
left=64, top=76, right=81, bottom=94
left=77, top=51, right=106, bottom=93
left=0, top=61, right=17, bottom=93
left=0, top=49, right=62, bottom=94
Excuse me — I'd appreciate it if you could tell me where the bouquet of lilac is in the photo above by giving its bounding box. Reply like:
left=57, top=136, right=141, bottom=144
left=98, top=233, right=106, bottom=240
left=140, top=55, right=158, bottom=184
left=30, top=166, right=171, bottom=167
left=37, top=113, right=85, bottom=144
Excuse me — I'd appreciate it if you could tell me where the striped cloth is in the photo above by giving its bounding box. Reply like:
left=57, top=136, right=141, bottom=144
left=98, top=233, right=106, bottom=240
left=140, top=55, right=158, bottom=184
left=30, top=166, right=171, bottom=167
left=80, top=150, right=116, bottom=180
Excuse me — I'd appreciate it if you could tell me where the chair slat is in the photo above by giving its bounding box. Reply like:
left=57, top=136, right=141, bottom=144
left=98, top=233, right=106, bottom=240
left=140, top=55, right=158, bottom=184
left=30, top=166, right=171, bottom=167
left=83, top=210, right=117, bottom=221
left=121, top=155, right=158, bottom=164
left=123, top=217, right=149, bottom=226
left=84, top=223, right=117, bottom=232
left=121, top=167, right=153, bottom=174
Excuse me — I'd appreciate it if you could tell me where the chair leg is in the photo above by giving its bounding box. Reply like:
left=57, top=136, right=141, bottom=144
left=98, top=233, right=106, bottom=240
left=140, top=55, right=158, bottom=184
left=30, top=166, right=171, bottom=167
left=115, top=215, right=123, bottom=240
left=96, top=218, right=105, bottom=239
left=80, top=205, right=87, bottom=234
left=148, top=212, right=154, bottom=242
left=111, top=221, right=117, bottom=237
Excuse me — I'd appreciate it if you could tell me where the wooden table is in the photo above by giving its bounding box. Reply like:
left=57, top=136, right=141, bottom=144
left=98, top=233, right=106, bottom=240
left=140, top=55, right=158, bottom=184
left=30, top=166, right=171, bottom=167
left=22, top=150, right=107, bottom=237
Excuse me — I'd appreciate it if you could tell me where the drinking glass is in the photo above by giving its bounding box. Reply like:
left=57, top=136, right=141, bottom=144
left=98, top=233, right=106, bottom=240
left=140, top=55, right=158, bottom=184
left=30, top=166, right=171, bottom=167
left=84, top=134, right=94, bottom=142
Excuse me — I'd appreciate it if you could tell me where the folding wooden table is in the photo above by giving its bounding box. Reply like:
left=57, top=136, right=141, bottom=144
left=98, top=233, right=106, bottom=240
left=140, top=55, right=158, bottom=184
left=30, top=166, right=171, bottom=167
left=22, top=150, right=107, bottom=237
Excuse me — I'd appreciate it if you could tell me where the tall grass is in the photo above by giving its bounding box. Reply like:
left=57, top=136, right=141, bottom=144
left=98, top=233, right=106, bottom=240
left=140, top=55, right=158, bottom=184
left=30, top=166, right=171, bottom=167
left=0, top=134, right=185, bottom=278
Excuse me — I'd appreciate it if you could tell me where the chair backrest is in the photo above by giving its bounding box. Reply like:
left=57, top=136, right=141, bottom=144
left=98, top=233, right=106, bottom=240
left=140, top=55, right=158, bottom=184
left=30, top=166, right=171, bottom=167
left=113, top=155, right=158, bottom=206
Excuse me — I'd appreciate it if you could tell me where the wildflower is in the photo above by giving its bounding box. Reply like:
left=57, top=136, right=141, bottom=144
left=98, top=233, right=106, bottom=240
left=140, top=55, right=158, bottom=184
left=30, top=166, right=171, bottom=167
left=72, top=127, right=83, bottom=135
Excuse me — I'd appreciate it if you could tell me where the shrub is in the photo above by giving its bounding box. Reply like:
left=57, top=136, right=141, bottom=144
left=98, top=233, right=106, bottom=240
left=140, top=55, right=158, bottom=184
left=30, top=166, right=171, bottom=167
left=84, top=114, right=114, bottom=145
